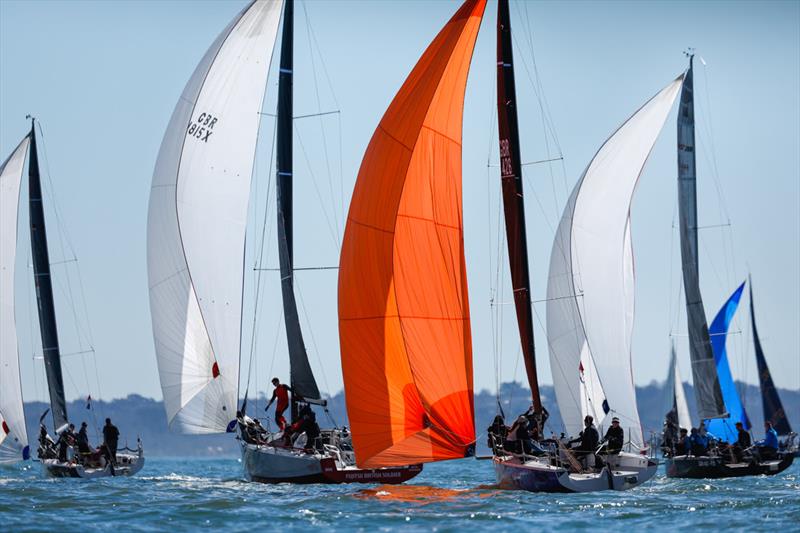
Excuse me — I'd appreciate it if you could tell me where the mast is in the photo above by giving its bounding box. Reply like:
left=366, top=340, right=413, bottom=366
left=750, top=277, right=792, bottom=435
left=27, top=119, right=69, bottom=431
left=276, top=0, right=323, bottom=418
left=677, top=54, right=726, bottom=420
left=496, top=0, right=541, bottom=413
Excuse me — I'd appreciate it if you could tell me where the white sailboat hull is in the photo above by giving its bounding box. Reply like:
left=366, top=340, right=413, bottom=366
left=494, top=452, right=656, bottom=493
left=42, top=446, right=144, bottom=479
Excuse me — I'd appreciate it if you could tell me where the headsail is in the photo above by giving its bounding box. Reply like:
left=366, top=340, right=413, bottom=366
left=338, top=0, right=485, bottom=468
left=28, top=122, right=69, bottom=431
left=750, top=277, right=792, bottom=435
left=275, top=0, right=323, bottom=407
left=496, top=0, right=541, bottom=412
left=147, top=0, right=283, bottom=433
left=705, top=281, right=749, bottom=441
left=677, top=56, right=727, bottom=420
left=0, top=135, right=31, bottom=461
left=664, top=342, right=693, bottom=430
left=546, top=76, right=683, bottom=447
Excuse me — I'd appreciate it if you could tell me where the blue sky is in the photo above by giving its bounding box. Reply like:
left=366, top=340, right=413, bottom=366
left=1, top=0, right=797, bottom=404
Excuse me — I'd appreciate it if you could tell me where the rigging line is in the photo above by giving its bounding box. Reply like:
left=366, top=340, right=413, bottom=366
left=36, top=122, right=96, bottom=401
left=253, top=265, right=338, bottom=271
left=671, top=223, right=732, bottom=230
left=33, top=348, right=96, bottom=360
left=487, top=156, right=564, bottom=168
left=293, top=122, right=339, bottom=245
left=293, top=110, right=340, bottom=120
left=302, top=1, right=342, bottom=241
left=293, top=277, right=332, bottom=397
left=246, top=116, right=279, bottom=400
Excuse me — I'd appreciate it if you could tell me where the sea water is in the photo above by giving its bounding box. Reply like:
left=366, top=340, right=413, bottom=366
left=1, top=458, right=797, bottom=531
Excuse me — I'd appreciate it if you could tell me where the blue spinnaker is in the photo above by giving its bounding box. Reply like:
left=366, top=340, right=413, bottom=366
left=705, top=281, right=750, bottom=442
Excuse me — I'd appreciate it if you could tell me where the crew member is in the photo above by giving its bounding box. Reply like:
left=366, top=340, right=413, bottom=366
left=265, top=378, right=295, bottom=431
left=688, top=427, right=708, bottom=456
left=57, top=424, right=76, bottom=463
left=76, top=422, right=92, bottom=463
left=675, top=428, right=689, bottom=455
left=731, top=421, right=751, bottom=462
left=601, top=417, right=625, bottom=454
left=569, top=415, right=600, bottom=468
left=487, top=415, right=508, bottom=452
left=755, top=421, right=779, bottom=460
left=103, top=418, right=120, bottom=465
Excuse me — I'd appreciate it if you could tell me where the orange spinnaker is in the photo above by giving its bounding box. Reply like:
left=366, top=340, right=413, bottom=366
left=338, top=0, right=485, bottom=468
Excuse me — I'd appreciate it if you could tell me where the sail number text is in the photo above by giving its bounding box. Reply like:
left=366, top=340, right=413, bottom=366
left=187, top=112, right=218, bottom=143
left=499, top=138, right=514, bottom=177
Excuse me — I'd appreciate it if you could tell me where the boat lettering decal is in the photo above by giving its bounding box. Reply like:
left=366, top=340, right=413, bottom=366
left=187, top=112, right=218, bottom=143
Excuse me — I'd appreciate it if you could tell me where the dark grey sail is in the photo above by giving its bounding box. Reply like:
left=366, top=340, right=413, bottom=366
left=276, top=0, right=324, bottom=410
left=750, top=277, right=792, bottom=435
left=677, top=56, right=726, bottom=420
left=28, top=120, right=69, bottom=430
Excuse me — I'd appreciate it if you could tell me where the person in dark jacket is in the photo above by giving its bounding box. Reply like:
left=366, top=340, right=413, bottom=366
left=569, top=416, right=600, bottom=467
left=487, top=415, right=508, bottom=452
left=102, top=418, right=120, bottom=465
left=730, top=421, right=751, bottom=462
left=76, top=422, right=92, bottom=463
left=675, top=428, right=689, bottom=455
left=57, top=424, right=76, bottom=463
left=601, top=417, right=625, bottom=454
left=688, top=427, right=709, bottom=456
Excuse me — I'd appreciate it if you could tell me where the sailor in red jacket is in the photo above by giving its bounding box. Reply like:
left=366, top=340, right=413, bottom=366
left=266, top=377, right=293, bottom=431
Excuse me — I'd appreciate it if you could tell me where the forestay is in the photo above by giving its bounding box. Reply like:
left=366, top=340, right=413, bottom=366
left=147, top=0, right=282, bottom=433
left=0, top=136, right=31, bottom=462
left=547, top=76, right=683, bottom=447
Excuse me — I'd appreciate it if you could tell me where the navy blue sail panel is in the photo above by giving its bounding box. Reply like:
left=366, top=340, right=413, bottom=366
left=495, top=0, right=541, bottom=412
left=677, top=56, right=726, bottom=420
left=28, top=121, right=69, bottom=430
left=750, top=280, right=792, bottom=435
left=705, top=281, right=749, bottom=442
left=276, top=0, right=323, bottom=406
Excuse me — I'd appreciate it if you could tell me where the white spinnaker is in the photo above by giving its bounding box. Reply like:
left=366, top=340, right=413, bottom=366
left=547, top=77, right=683, bottom=447
left=0, top=135, right=31, bottom=461
left=147, top=0, right=282, bottom=434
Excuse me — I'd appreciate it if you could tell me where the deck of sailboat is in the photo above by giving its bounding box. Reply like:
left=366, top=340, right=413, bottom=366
left=665, top=454, right=794, bottom=479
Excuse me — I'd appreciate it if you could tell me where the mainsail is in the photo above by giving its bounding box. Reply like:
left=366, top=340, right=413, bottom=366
left=147, top=0, right=283, bottom=433
left=28, top=122, right=69, bottom=431
left=750, top=278, right=792, bottom=435
left=275, top=0, right=323, bottom=408
left=0, top=135, right=31, bottom=461
left=495, top=0, right=541, bottom=412
left=547, top=76, right=683, bottom=447
left=338, top=0, right=485, bottom=468
left=677, top=56, right=727, bottom=420
left=705, top=281, right=749, bottom=441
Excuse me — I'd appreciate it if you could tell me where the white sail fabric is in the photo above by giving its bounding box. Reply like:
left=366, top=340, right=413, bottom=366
left=672, top=347, right=693, bottom=430
left=147, top=0, right=282, bottom=433
left=547, top=76, right=683, bottom=448
left=578, top=342, right=608, bottom=428
left=0, top=136, right=31, bottom=461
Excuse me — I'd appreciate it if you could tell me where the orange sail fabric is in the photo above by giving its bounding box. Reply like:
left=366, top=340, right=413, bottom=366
left=338, top=0, right=485, bottom=468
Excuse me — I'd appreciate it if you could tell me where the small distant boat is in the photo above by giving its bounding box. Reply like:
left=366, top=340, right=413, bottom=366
left=147, top=0, right=419, bottom=484
left=338, top=0, right=483, bottom=471
left=1, top=120, right=143, bottom=478
left=664, top=55, right=793, bottom=478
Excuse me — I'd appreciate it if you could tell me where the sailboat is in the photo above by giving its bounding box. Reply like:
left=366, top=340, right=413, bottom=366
left=0, top=135, right=31, bottom=465
left=749, top=277, right=797, bottom=456
left=1, top=120, right=144, bottom=478
left=491, top=7, right=673, bottom=494
left=147, top=0, right=419, bottom=484
left=664, top=55, right=793, bottom=478
left=338, top=0, right=483, bottom=470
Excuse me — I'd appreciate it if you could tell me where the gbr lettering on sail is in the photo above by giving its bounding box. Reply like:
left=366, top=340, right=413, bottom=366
left=187, top=112, right=218, bottom=143
left=500, top=137, right=513, bottom=177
